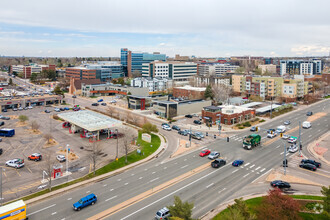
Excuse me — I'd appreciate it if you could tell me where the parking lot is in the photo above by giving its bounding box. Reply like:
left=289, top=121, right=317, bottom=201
left=0, top=104, right=135, bottom=202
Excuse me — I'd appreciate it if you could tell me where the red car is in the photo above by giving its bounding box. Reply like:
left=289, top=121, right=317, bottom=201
left=28, top=153, right=42, bottom=161
left=62, top=122, right=71, bottom=128
left=199, top=149, right=211, bottom=157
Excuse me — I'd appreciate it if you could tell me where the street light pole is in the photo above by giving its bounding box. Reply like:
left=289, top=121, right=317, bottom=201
left=298, top=121, right=302, bottom=157
left=116, top=129, right=118, bottom=160
left=284, top=142, right=287, bottom=175
left=66, top=144, right=69, bottom=175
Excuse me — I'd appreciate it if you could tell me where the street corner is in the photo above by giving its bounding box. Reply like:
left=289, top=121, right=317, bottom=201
left=170, top=139, right=198, bottom=158
left=265, top=170, right=323, bottom=187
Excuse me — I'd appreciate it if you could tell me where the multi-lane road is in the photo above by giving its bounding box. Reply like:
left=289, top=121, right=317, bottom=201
left=24, top=98, right=329, bottom=220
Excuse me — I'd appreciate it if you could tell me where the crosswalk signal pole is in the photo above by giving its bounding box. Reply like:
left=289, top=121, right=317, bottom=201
left=284, top=142, right=287, bottom=175
left=298, top=121, right=302, bottom=157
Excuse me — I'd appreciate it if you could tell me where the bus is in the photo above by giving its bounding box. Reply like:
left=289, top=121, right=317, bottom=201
left=0, top=200, right=27, bottom=220
left=0, top=128, right=15, bottom=137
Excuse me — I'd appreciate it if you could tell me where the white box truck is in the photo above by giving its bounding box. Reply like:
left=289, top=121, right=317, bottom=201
left=302, top=121, right=311, bottom=129
left=276, top=125, right=286, bottom=133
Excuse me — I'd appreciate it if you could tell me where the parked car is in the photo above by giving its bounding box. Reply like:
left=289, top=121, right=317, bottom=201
left=193, top=120, right=201, bottom=125
left=306, top=111, right=313, bottom=116
left=64, top=107, right=70, bottom=110
left=13, top=108, right=17, bottom=111
left=1, top=116, right=10, bottom=120
left=73, top=193, right=97, bottom=211
left=211, top=159, right=226, bottom=168
left=54, top=108, right=60, bottom=112
left=28, top=106, right=33, bottom=109
left=288, top=137, right=297, bottom=144
left=232, top=159, right=244, bottom=167
left=172, top=125, right=180, bottom=131
left=56, top=155, right=66, bottom=162
left=101, top=103, right=107, bottom=106
left=28, top=153, right=42, bottom=161
left=18, top=107, right=23, bottom=111
left=155, top=207, right=171, bottom=220
left=162, top=125, right=171, bottom=131
left=0, top=148, right=2, bottom=155
left=192, top=114, right=199, bottom=117
left=97, top=99, right=103, bottom=102
left=0, top=121, right=4, bottom=126
left=299, top=163, right=317, bottom=171
left=60, top=108, right=65, bottom=111
left=45, top=110, right=51, bottom=113
left=199, top=149, right=211, bottom=157
left=284, top=120, right=291, bottom=125
left=178, top=129, right=189, bottom=136
left=301, top=159, right=321, bottom=168
left=191, top=133, right=201, bottom=140
left=110, top=100, right=117, bottom=103
left=288, top=145, right=298, bottom=153
left=185, top=114, right=193, bottom=118
left=23, top=107, right=28, bottom=110
left=270, top=180, right=291, bottom=189
left=91, top=103, right=99, bottom=106
left=6, top=159, right=24, bottom=169
left=208, top=151, right=220, bottom=160
left=72, top=95, right=77, bottom=98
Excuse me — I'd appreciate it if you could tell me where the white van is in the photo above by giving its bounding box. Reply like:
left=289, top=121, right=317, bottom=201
left=302, top=121, right=311, bottom=129
left=276, top=125, right=286, bottom=133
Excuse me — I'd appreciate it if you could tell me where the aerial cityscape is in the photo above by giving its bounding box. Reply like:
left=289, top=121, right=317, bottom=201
left=0, top=0, right=329, bottom=220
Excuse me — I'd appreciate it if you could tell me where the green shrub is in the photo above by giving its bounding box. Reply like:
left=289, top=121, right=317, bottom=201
left=260, top=119, right=265, bottom=122
left=238, top=126, right=244, bottom=129
left=142, top=122, right=159, bottom=134
left=243, top=122, right=251, bottom=127
left=236, top=123, right=241, bottom=126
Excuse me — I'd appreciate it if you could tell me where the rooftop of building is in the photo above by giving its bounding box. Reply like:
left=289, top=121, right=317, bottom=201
left=144, top=61, right=196, bottom=65
left=174, top=85, right=206, bottom=91
left=217, top=105, right=252, bottom=114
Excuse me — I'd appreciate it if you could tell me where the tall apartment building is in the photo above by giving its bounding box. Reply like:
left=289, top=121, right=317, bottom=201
left=141, top=61, right=197, bottom=85
left=120, top=48, right=166, bottom=77
left=195, top=75, right=230, bottom=87
left=130, top=77, right=172, bottom=93
left=232, top=75, right=308, bottom=101
left=11, top=64, right=56, bottom=78
left=257, top=64, right=277, bottom=74
left=280, top=59, right=322, bottom=75
left=198, top=64, right=239, bottom=76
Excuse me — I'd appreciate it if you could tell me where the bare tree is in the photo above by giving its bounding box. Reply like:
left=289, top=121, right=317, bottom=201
left=122, top=128, right=135, bottom=164
left=86, top=139, right=104, bottom=175
left=131, top=69, right=142, bottom=78
left=43, top=133, right=54, bottom=144
left=212, top=84, right=232, bottom=105
left=130, top=114, right=140, bottom=127
left=30, top=120, right=40, bottom=132
left=107, top=105, right=117, bottom=118
left=40, top=153, right=58, bottom=192
left=119, top=111, right=127, bottom=122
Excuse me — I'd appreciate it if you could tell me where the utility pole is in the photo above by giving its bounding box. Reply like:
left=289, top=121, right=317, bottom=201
left=298, top=121, right=302, bottom=157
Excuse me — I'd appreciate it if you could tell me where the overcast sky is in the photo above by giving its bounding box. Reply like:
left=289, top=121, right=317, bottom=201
left=0, top=0, right=329, bottom=57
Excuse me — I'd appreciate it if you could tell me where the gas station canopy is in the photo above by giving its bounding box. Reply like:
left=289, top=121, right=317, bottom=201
left=58, top=110, right=122, bottom=132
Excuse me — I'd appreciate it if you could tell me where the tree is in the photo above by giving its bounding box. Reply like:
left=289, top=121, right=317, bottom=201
left=235, top=67, right=245, bottom=74
left=256, top=189, right=301, bottom=220
left=222, top=198, right=256, bottom=220
left=30, top=120, right=40, bottom=132
left=86, top=138, right=104, bottom=175
left=122, top=128, right=135, bottom=164
left=204, top=85, right=214, bottom=100
left=167, top=196, right=195, bottom=220
left=46, top=69, right=56, bottom=80
left=107, top=106, right=117, bottom=118
left=321, top=185, right=330, bottom=217
left=18, top=115, right=29, bottom=123
left=212, top=84, right=232, bottom=105
left=43, top=133, right=54, bottom=144
left=30, top=72, right=38, bottom=82
left=41, top=153, right=58, bottom=192
left=9, top=78, right=13, bottom=85
left=54, top=86, right=63, bottom=95
left=131, top=70, right=142, bottom=78
left=254, top=68, right=262, bottom=75
left=142, top=122, right=158, bottom=134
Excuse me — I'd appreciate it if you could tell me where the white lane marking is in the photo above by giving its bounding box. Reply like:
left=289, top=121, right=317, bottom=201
left=184, top=159, right=187, bottom=161
left=252, top=168, right=273, bottom=183
left=276, top=145, right=281, bottom=148
left=181, top=165, right=188, bottom=169
left=319, top=169, right=330, bottom=174
left=206, top=183, right=214, bottom=188
left=27, top=204, right=56, bottom=216
left=150, top=177, right=159, bottom=182
left=218, top=188, right=226, bottom=194
left=144, top=169, right=148, bottom=171
left=117, top=179, right=121, bottom=181
left=318, top=129, right=321, bottom=132
left=260, top=168, right=266, bottom=172
left=232, top=169, right=238, bottom=173
left=120, top=164, right=230, bottom=220
left=103, top=184, right=107, bottom=187
left=110, top=189, right=114, bottom=191
left=52, top=212, right=57, bottom=215
left=67, top=198, right=72, bottom=200
left=139, top=177, right=143, bottom=180
left=309, top=135, right=312, bottom=138
left=152, top=172, right=156, bottom=174
left=124, top=182, right=128, bottom=185
left=243, top=173, right=250, bottom=178
left=244, top=163, right=250, bottom=167
left=105, top=195, right=118, bottom=202
left=164, top=167, right=167, bottom=169
left=255, top=167, right=261, bottom=171
left=249, top=164, right=255, bottom=169
left=280, top=152, right=284, bottom=155
left=86, top=191, right=90, bottom=194
left=286, top=153, right=290, bottom=156
left=131, top=173, right=135, bottom=176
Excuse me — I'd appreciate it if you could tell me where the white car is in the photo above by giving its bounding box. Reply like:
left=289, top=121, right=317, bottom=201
left=6, top=159, right=24, bottom=168
left=208, top=151, right=220, bottom=160
left=54, top=108, right=61, bottom=112
left=28, top=106, right=33, bottom=109
left=110, top=100, right=117, bottom=103
left=288, top=145, right=298, bottom=153
left=56, top=155, right=66, bottom=162
left=282, top=134, right=290, bottom=140
left=288, top=137, right=297, bottom=144
left=162, top=125, right=171, bottom=131
left=267, top=133, right=277, bottom=138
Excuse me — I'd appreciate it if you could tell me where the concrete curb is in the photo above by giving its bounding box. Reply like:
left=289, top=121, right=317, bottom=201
left=25, top=132, right=167, bottom=206
left=307, top=131, right=330, bottom=166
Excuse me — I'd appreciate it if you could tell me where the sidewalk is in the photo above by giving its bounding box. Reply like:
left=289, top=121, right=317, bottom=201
left=24, top=132, right=167, bottom=206
left=307, top=131, right=330, bottom=166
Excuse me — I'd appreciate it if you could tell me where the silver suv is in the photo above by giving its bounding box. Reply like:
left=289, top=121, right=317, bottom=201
left=155, top=207, right=170, bottom=220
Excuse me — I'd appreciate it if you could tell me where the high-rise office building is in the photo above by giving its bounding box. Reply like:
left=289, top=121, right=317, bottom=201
left=121, top=48, right=166, bottom=77
left=280, top=59, right=323, bottom=75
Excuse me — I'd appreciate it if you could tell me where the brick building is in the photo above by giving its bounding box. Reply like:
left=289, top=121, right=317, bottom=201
left=11, top=64, right=56, bottom=78
left=65, top=67, right=98, bottom=80
left=173, top=85, right=206, bottom=100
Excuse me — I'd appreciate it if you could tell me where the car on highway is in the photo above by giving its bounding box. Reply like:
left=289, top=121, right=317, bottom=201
left=267, top=129, right=276, bottom=134
left=185, top=114, right=193, bottom=118
left=306, top=111, right=313, bottom=116
left=44, top=109, right=51, bottom=113
left=288, top=137, right=297, bottom=144
left=91, top=103, right=99, bottom=106
left=232, top=159, right=244, bottom=167
left=250, top=126, right=257, bottom=131
left=270, top=180, right=291, bottom=189
left=284, top=120, right=291, bottom=125
left=208, top=151, right=220, bottom=160
left=302, top=121, right=311, bottom=129
left=281, top=134, right=290, bottom=139
left=301, top=159, right=321, bottom=168
left=56, top=155, right=66, bottom=162
left=172, top=125, right=180, bottom=131
left=28, top=106, right=33, bottom=109
left=195, top=132, right=204, bottom=138
left=193, top=120, right=201, bottom=125
left=299, top=163, right=317, bottom=171
left=288, top=145, right=298, bottom=153
left=54, top=108, right=60, bottom=112
left=211, top=159, right=226, bottom=168
left=6, top=159, right=24, bottom=169
left=267, top=132, right=277, bottom=138
left=73, top=193, right=97, bottom=211
left=28, top=153, right=42, bottom=161
left=13, top=108, right=17, bottom=111
left=199, top=149, right=211, bottom=157
left=162, top=125, right=171, bottom=131
left=191, top=133, right=202, bottom=140
left=155, top=207, right=171, bottom=220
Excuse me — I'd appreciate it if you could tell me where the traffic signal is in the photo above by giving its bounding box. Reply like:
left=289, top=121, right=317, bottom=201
left=300, top=144, right=302, bottom=150
left=189, top=134, right=191, bottom=141
left=227, top=137, right=229, bottom=142
left=256, top=127, right=258, bottom=132
left=271, top=130, right=273, bottom=134
left=280, top=133, right=283, bottom=137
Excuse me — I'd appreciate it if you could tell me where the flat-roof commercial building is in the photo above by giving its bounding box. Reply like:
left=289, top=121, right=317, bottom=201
left=280, top=59, right=322, bottom=75
left=130, top=77, right=172, bottom=94
left=198, top=64, right=239, bottom=76
left=128, top=95, right=169, bottom=110
left=195, top=75, right=230, bottom=87
left=173, top=85, right=206, bottom=100
left=11, top=64, right=56, bottom=79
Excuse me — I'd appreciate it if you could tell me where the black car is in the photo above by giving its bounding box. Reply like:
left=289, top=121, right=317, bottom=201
left=172, top=125, right=180, bottom=131
left=299, top=163, right=317, bottom=171
left=60, top=108, right=65, bottom=111
left=301, top=159, right=321, bottom=168
left=92, top=103, right=99, bottom=106
left=0, top=148, right=2, bottom=155
left=0, top=121, right=4, bottom=126
left=2, top=109, right=7, bottom=112
left=45, top=110, right=51, bottom=113
left=270, top=180, right=291, bottom=189
left=178, top=130, right=189, bottom=136
left=193, top=120, right=201, bottom=125
left=306, top=112, right=313, bottom=116
left=101, top=103, right=107, bottom=106
left=267, top=129, right=276, bottom=134
left=211, top=159, right=226, bottom=168
left=185, top=114, right=193, bottom=118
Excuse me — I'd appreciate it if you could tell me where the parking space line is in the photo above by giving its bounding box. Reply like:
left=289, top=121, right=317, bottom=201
left=27, top=167, right=33, bottom=173
left=15, top=169, right=21, bottom=177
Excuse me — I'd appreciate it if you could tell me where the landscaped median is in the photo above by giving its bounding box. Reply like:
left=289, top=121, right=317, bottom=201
left=19, top=130, right=163, bottom=205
